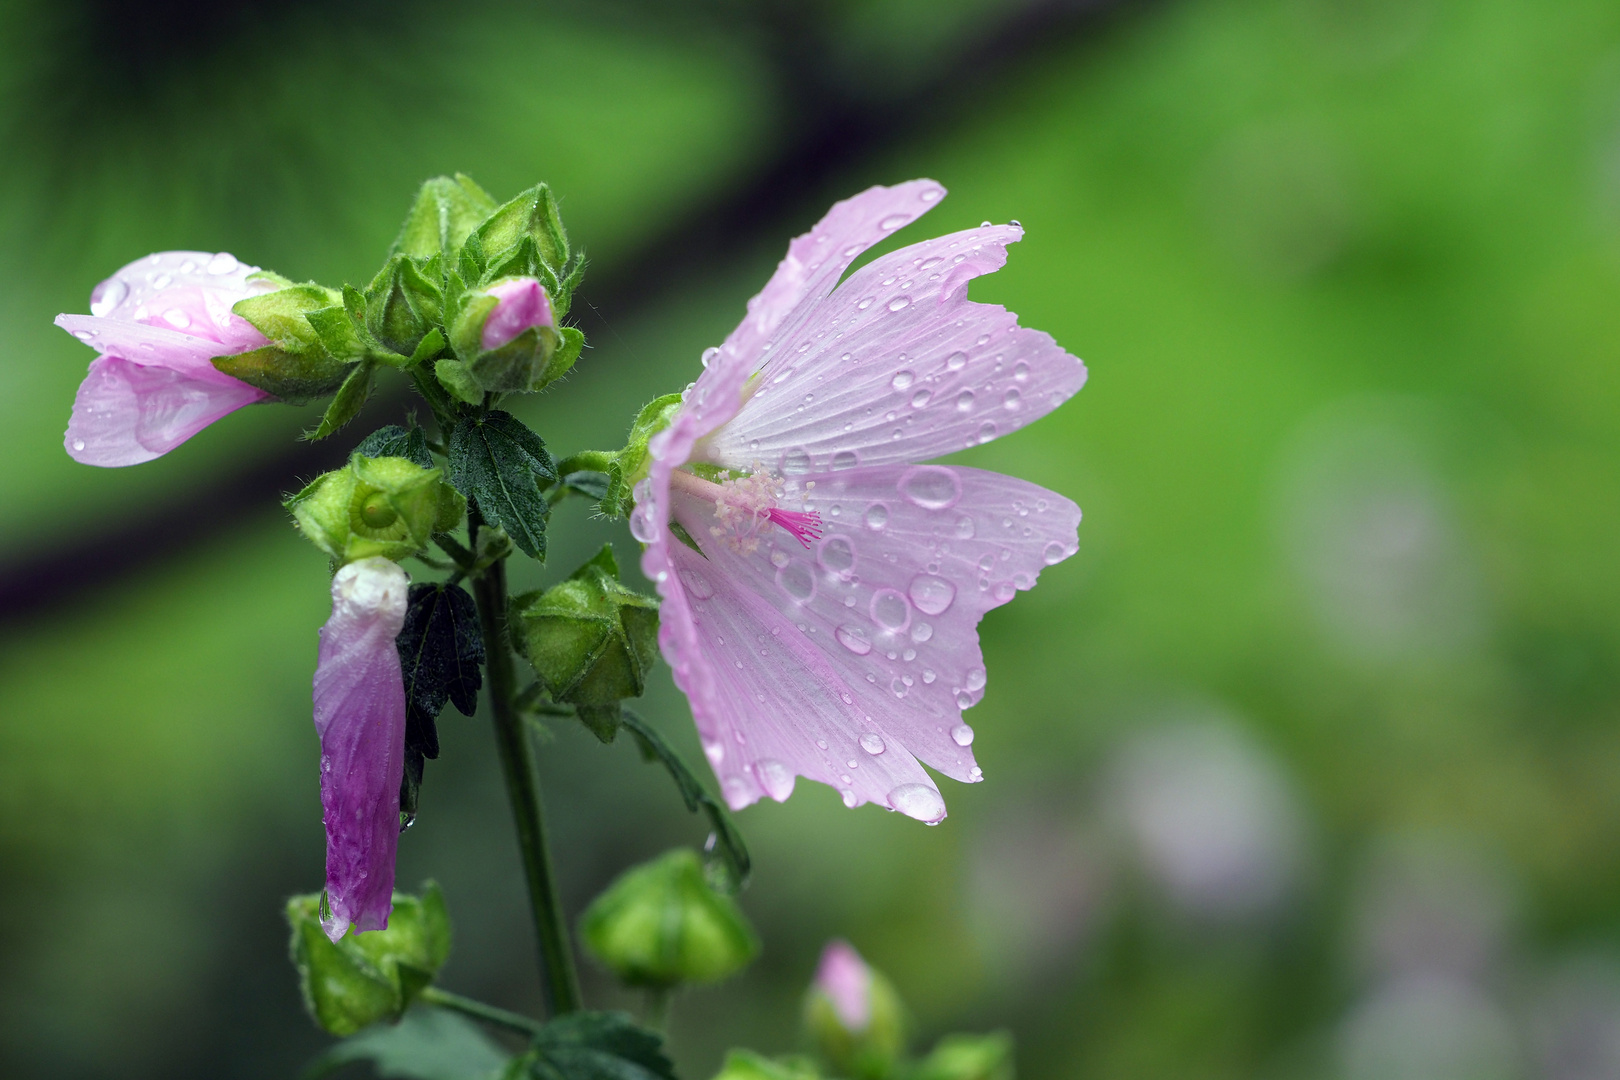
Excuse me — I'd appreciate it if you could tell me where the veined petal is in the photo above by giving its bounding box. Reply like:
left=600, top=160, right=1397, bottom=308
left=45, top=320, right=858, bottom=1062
left=313, top=558, right=410, bottom=941
left=64, top=355, right=267, bottom=466
left=699, top=224, right=1086, bottom=473
left=82, top=249, right=269, bottom=321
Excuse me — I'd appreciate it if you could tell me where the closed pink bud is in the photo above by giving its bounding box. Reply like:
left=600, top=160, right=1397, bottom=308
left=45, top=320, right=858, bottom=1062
left=480, top=277, right=552, bottom=350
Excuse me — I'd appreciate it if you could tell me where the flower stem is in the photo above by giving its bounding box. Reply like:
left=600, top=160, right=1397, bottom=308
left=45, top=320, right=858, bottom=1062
left=418, top=986, right=545, bottom=1036
left=470, top=510, right=582, bottom=1017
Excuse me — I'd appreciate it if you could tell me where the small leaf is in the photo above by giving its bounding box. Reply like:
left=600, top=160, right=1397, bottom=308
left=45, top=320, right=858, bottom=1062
left=303, top=1006, right=509, bottom=1080
left=448, top=411, right=556, bottom=560
left=398, top=583, right=485, bottom=721
left=524, top=1011, right=677, bottom=1080
left=621, top=710, right=750, bottom=892
left=308, top=359, right=378, bottom=441
left=356, top=425, right=435, bottom=470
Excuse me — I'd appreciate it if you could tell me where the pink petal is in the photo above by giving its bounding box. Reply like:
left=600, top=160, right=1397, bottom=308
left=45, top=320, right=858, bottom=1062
left=648, top=464, right=1079, bottom=820
left=814, top=941, right=873, bottom=1031
left=64, top=355, right=268, bottom=467
left=84, top=250, right=270, bottom=321
left=481, top=277, right=553, bottom=349
left=699, top=224, right=1086, bottom=472
left=313, top=558, right=410, bottom=941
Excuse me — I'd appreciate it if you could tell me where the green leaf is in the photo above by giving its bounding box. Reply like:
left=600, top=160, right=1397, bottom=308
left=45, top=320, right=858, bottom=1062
left=904, top=1033, right=1014, bottom=1080
left=356, top=425, right=436, bottom=470
left=303, top=1006, right=510, bottom=1080
left=233, top=283, right=342, bottom=350
left=305, top=305, right=370, bottom=362
left=395, top=582, right=484, bottom=825
left=601, top=394, right=683, bottom=518
left=308, top=358, right=377, bottom=441
left=448, top=412, right=556, bottom=560
left=620, top=710, right=750, bottom=892
left=521, top=1012, right=676, bottom=1080
left=211, top=344, right=351, bottom=403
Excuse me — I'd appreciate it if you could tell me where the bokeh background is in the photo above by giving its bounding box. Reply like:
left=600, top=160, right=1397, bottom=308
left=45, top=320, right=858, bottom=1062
left=4, top=0, right=1620, bottom=1076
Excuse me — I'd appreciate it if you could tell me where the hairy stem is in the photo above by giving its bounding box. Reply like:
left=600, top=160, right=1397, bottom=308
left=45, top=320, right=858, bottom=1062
left=470, top=506, right=582, bottom=1016
left=555, top=450, right=617, bottom=475
left=419, top=987, right=545, bottom=1036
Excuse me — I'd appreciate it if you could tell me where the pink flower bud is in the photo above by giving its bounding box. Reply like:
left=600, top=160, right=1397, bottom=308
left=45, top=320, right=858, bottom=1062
left=814, top=940, right=873, bottom=1031
left=480, top=277, right=552, bottom=350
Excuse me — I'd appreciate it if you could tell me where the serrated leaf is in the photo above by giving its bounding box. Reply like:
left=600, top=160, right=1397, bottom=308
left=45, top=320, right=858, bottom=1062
left=398, top=583, right=485, bottom=720
left=309, top=359, right=377, bottom=440
left=304, top=1006, right=509, bottom=1080
left=448, top=412, right=557, bottom=560
left=355, top=425, right=435, bottom=470
left=524, top=1012, right=676, bottom=1080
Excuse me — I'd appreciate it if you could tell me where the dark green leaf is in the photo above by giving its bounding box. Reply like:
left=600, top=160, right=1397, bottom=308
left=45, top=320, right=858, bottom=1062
left=448, top=412, right=557, bottom=560
left=621, top=709, right=751, bottom=892
left=356, top=425, right=435, bottom=470
left=563, top=472, right=611, bottom=500
left=303, top=1006, right=509, bottom=1080
left=523, top=1012, right=676, bottom=1080
left=398, top=583, right=485, bottom=719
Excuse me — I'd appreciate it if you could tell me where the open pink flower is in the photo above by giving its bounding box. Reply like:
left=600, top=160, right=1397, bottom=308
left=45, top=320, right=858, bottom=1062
left=312, top=557, right=409, bottom=941
left=57, top=250, right=277, bottom=466
left=632, top=180, right=1085, bottom=823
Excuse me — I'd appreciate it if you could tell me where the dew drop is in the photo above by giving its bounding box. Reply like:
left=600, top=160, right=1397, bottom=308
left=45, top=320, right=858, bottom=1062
left=629, top=506, right=658, bottom=543
left=678, top=568, right=714, bottom=599
left=911, top=621, right=933, bottom=643
left=977, top=421, right=998, bottom=443
left=723, top=777, right=753, bottom=805
left=755, top=759, right=795, bottom=801
left=951, top=724, right=975, bottom=747
left=965, top=667, right=987, bottom=691
left=908, top=573, right=956, bottom=616
left=1043, top=541, right=1069, bottom=565
left=899, top=466, right=962, bottom=510
left=841, top=789, right=860, bottom=808
left=1003, top=388, right=1023, bottom=411
left=910, top=388, right=933, bottom=408
left=832, top=450, right=859, bottom=470
left=206, top=252, right=238, bottom=274
left=150, top=273, right=173, bottom=289
left=993, top=581, right=1015, bottom=601
left=858, top=297, right=875, bottom=310
left=870, top=589, right=911, bottom=631
left=836, top=626, right=873, bottom=655
left=1013, top=360, right=1030, bottom=381
left=72, top=330, right=92, bottom=341
left=944, top=351, right=968, bottom=373
left=956, top=690, right=974, bottom=709
left=817, top=536, right=855, bottom=576
left=922, top=668, right=937, bottom=684
left=888, top=783, right=946, bottom=823
left=956, top=390, right=975, bottom=413
left=776, top=562, right=816, bottom=602
left=89, top=277, right=128, bottom=316
left=891, top=370, right=914, bottom=390
left=864, top=503, right=889, bottom=531
left=818, top=739, right=830, bottom=749
left=71, top=438, right=86, bottom=452
left=920, top=188, right=942, bottom=203
left=887, top=296, right=911, bottom=312
left=879, top=212, right=910, bottom=231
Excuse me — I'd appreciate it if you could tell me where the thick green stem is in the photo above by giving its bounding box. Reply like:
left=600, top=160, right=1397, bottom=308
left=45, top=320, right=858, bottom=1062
left=470, top=510, right=582, bottom=1016
left=419, top=987, right=545, bottom=1036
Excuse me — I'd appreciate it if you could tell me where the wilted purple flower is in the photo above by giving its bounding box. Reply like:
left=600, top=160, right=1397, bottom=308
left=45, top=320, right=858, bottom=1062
left=312, top=557, right=409, bottom=941
left=814, top=940, right=874, bottom=1031
left=57, top=251, right=276, bottom=466
left=480, top=276, right=553, bottom=349
left=632, top=180, right=1086, bottom=822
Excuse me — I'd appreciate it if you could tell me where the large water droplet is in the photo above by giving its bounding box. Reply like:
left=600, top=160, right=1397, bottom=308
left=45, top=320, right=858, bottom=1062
left=879, top=212, right=910, bottom=231
left=841, top=789, right=860, bottom=808
left=701, top=346, right=719, bottom=368
left=911, top=621, right=933, bottom=643
left=817, top=536, right=855, bottom=577
left=864, top=503, right=889, bottom=530
left=888, top=783, right=946, bottom=823
left=776, top=562, right=816, bottom=602
left=956, top=690, right=974, bottom=709
left=629, top=506, right=658, bottom=543
left=151, top=273, right=173, bottom=289
left=861, top=733, right=886, bottom=755
left=908, top=573, right=956, bottom=615
left=1043, top=540, right=1069, bottom=564
left=755, top=759, right=795, bottom=801
left=920, top=188, right=942, bottom=203
left=966, top=667, right=986, bottom=691
left=836, top=626, right=873, bottom=655
left=899, top=466, right=961, bottom=510
left=955, top=390, right=975, bottom=413
left=163, top=308, right=191, bottom=330
left=977, top=421, right=998, bottom=443
left=910, top=388, right=933, bottom=408
left=887, top=296, right=911, bottom=312
left=891, top=370, right=914, bottom=390
left=206, top=252, right=238, bottom=275
left=832, top=450, right=858, bottom=470
left=781, top=448, right=812, bottom=474
left=679, top=568, right=715, bottom=599
left=945, top=351, right=968, bottom=371
left=723, top=776, right=754, bottom=806
left=951, top=724, right=975, bottom=747
left=858, top=296, right=875, bottom=311
left=1003, top=388, right=1023, bottom=411
left=71, top=438, right=86, bottom=452
left=870, top=589, right=911, bottom=631
left=89, top=277, right=128, bottom=316
left=1013, top=360, right=1030, bottom=381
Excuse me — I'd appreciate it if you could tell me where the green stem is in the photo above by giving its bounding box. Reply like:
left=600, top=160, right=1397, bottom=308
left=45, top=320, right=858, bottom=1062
left=470, top=507, right=583, bottom=1017
left=643, top=987, right=671, bottom=1032
left=555, top=450, right=617, bottom=475
left=419, top=987, right=545, bottom=1036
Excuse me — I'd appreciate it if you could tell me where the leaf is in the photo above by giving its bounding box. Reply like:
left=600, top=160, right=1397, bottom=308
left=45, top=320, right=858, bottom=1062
left=448, top=411, right=557, bottom=560
left=303, top=1006, right=510, bottom=1080
left=308, top=358, right=377, bottom=440
left=398, top=583, right=485, bottom=719
left=620, top=710, right=751, bottom=892
left=356, top=425, right=436, bottom=470
left=522, top=1012, right=676, bottom=1080
left=562, top=472, right=610, bottom=500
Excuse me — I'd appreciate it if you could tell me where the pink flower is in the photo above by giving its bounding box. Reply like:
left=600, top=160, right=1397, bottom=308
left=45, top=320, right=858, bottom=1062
left=632, top=180, right=1085, bottom=823
left=56, top=251, right=277, bottom=466
left=312, top=557, right=410, bottom=941
left=814, top=940, right=874, bottom=1031
left=480, top=276, right=553, bottom=349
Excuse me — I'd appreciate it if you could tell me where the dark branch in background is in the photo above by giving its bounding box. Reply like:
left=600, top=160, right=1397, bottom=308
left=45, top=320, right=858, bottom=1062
left=0, top=0, right=1143, bottom=623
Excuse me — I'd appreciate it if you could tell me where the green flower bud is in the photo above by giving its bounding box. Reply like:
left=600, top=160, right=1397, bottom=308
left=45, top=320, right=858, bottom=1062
left=391, top=174, right=499, bottom=263
left=214, top=281, right=353, bottom=402
left=287, top=452, right=465, bottom=565
left=712, top=1050, right=822, bottom=1080
left=510, top=545, right=658, bottom=742
left=907, top=1034, right=1014, bottom=1080
left=365, top=255, right=444, bottom=357
left=286, top=883, right=452, bottom=1037
left=444, top=277, right=580, bottom=395
left=472, top=183, right=570, bottom=276
left=580, top=849, right=759, bottom=989
left=804, top=941, right=908, bottom=1080
left=600, top=392, right=683, bottom=518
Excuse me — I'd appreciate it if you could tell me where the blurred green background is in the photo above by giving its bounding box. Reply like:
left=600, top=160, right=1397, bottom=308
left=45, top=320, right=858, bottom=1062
left=4, top=0, right=1620, bottom=1076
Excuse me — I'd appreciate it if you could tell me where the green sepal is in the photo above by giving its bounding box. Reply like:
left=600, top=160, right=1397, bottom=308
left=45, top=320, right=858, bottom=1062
left=211, top=344, right=351, bottom=403
left=601, top=393, right=683, bottom=518
left=446, top=282, right=573, bottom=395
left=712, top=1050, right=822, bottom=1080
left=286, top=452, right=464, bottom=564
left=447, top=411, right=556, bottom=560
left=285, top=882, right=453, bottom=1037
left=510, top=545, right=659, bottom=737
left=435, top=358, right=484, bottom=405
left=367, top=254, right=445, bottom=356
left=410, top=327, right=448, bottom=367
left=391, top=173, right=499, bottom=263
left=308, top=358, right=377, bottom=441
left=580, top=848, right=760, bottom=990
left=472, top=183, right=569, bottom=279
left=232, top=283, right=341, bottom=351
left=305, top=305, right=369, bottom=363
left=905, top=1033, right=1014, bottom=1080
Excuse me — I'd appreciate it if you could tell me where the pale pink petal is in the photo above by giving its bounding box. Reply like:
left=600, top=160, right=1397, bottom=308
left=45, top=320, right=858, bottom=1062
left=83, top=249, right=270, bottom=321
left=481, top=277, right=552, bottom=349
left=313, top=558, right=410, bottom=941
left=698, top=224, right=1086, bottom=473
left=64, top=355, right=268, bottom=466
left=814, top=941, right=873, bottom=1031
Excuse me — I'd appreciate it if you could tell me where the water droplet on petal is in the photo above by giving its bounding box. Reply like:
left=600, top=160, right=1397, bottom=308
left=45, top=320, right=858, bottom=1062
left=163, top=308, right=191, bottom=329
left=817, top=536, right=855, bottom=577
left=955, top=390, right=976, bottom=413
left=870, top=589, right=910, bottom=631
left=891, top=370, right=914, bottom=390
left=1013, top=360, right=1030, bottom=381
left=879, top=213, right=910, bottom=231
left=861, top=733, right=886, bottom=755
left=629, top=506, right=658, bottom=543
left=899, top=466, right=962, bottom=510
left=679, top=569, right=715, bottom=599
left=888, top=783, right=946, bottom=823
left=966, top=667, right=987, bottom=691
left=71, top=438, right=86, bottom=452
left=864, top=503, right=889, bottom=530
left=977, top=421, right=998, bottom=443
left=887, top=296, right=911, bottom=312
left=956, top=690, right=974, bottom=709
left=920, top=188, right=942, bottom=203
left=782, top=448, right=812, bottom=474
left=1003, top=389, right=1023, bottom=411
left=756, top=759, right=795, bottom=801
left=89, top=277, right=128, bottom=316
left=993, top=581, right=1015, bottom=601
left=841, top=789, right=860, bottom=808
left=922, top=668, right=937, bottom=683
left=776, top=562, right=816, bottom=602
left=911, top=621, right=933, bottom=643
left=908, top=573, right=956, bottom=615
left=832, top=450, right=859, bottom=470
left=858, top=296, right=875, bottom=311
left=723, top=776, right=754, bottom=805
left=1043, top=541, right=1069, bottom=564
left=836, top=626, right=873, bottom=655
left=945, top=351, right=968, bottom=372
left=910, top=388, right=933, bottom=408
left=951, top=724, right=975, bottom=747
left=206, top=252, right=238, bottom=274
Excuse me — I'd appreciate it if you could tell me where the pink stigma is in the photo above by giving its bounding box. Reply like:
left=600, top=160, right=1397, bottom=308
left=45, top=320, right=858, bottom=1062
left=767, top=508, right=823, bottom=548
